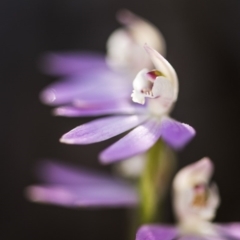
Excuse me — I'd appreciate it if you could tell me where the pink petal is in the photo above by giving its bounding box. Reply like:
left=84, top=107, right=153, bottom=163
left=161, top=117, right=196, bottom=149
left=39, top=51, right=106, bottom=76
left=26, top=184, right=138, bottom=208
left=25, top=161, right=138, bottom=208
left=53, top=103, right=145, bottom=117
left=217, top=223, right=240, bottom=239
left=100, top=118, right=162, bottom=164
left=136, top=225, right=178, bottom=240
left=60, top=115, right=148, bottom=144
left=35, top=160, right=116, bottom=184
left=40, top=68, right=130, bottom=106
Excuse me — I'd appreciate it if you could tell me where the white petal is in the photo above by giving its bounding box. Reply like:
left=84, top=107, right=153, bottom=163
left=106, top=10, right=166, bottom=73
left=152, top=76, right=174, bottom=101
left=144, top=44, right=178, bottom=101
left=173, top=158, right=220, bottom=234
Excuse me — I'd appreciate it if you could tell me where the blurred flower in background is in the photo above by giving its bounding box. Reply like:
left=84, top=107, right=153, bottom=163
left=136, top=158, right=240, bottom=240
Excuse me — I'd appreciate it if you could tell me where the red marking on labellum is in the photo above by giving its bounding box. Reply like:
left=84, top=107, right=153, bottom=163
left=146, top=70, right=163, bottom=80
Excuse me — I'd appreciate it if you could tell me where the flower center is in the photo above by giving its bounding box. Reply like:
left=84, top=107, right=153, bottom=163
left=192, top=184, right=208, bottom=208
left=131, top=69, right=174, bottom=116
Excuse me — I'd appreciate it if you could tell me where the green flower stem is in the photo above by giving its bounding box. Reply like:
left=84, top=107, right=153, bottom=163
left=139, top=140, right=176, bottom=224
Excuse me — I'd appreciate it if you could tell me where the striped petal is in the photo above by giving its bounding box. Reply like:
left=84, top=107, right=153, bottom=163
left=60, top=115, right=148, bottom=144
left=100, top=118, right=162, bottom=164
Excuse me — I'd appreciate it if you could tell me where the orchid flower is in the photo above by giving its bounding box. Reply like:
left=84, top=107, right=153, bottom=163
left=136, top=158, right=240, bottom=240
left=61, top=45, right=195, bottom=164
left=25, top=160, right=138, bottom=208
left=39, top=10, right=165, bottom=110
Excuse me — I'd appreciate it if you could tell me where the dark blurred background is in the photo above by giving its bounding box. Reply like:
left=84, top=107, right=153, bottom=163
left=1, top=0, right=240, bottom=239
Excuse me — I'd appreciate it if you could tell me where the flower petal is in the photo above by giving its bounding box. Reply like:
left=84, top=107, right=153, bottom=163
left=161, top=117, right=196, bottom=150
left=35, top=160, right=116, bottom=184
left=40, top=68, right=130, bottom=106
left=26, top=184, right=138, bottom=208
left=217, top=223, right=240, bottom=239
left=60, top=115, right=148, bottom=144
left=25, top=161, right=138, bottom=208
left=144, top=44, right=178, bottom=100
left=136, top=225, right=178, bottom=240
left=106, top=10, right=166, bottom=73
left=116, top=9, right=166, bottom=57
left=173, top=158, right=220, bottom=226
left=100, top=118, right=162, bottom=164
left=39, top=52, right=106, bottom=76
left=53, top=103, right=145, bottom=117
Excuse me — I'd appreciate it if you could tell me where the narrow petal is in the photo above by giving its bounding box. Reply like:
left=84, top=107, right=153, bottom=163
left=53, top=103, right=145, bottom=117
left=39, top=52, right=106, bottom=76
left=161, top=117, right=196, bottom=149
left=40, top=68, right=130, bottom=106
left=217, top=223, right=240, bottom=239
left=136, top=225, right=178, bottom=240
left=144, top=44, right=178, bottom=100
left=25, top=161, right=138, bottom=208
left=100, top=118, right=162, bottom=164
left=35, top=160, right=117, bottom=184
left=26, top=184, right=138, bottom=208
left=60, top=115, right=148, bottom=144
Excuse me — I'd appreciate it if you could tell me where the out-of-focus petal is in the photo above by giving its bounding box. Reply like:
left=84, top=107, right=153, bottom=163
left=53, top=103, right=145, bottom=117
left=116, top=9, right=166, bottom=57
left=26, top=184, right=138, bottom=208
left=107, top=10, right=166, bottom=73
left=161, top=117, right=196, bottom=150
left=40, top=68, right=130, bottom=106
left=136, top=225, right=178, bottom=240
left=35, top=160, right=118, bottom=184
left=39, top=52, right=106, bottom=76
left=25, top=161, right=138, bottom=208
left=60, top=115, right=148, bottom=144
left=144, top=44, right=178, bottom=100
left=176, top=236, right=212, bottom=240
left=217, top=223, right=240, bottom=239
left=173, top=158, right=214, bottom=191
left=173, top=158, right=220, bottom=229
left=100, top=118, right=162, bottom=164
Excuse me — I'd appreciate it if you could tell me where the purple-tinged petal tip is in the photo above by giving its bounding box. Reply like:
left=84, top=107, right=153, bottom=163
left=161, top=117, right=196, bottom=150
left=136, top=225, right=178, bottom=240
